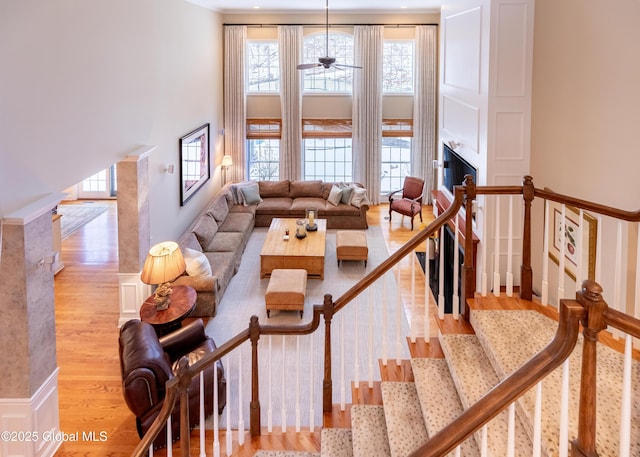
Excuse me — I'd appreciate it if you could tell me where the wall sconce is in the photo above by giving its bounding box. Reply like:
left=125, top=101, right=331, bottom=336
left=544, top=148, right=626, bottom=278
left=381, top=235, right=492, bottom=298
left=221, top=155, right=233, bottom=185
left=164, top=164, right=175, bottom=174
left=38, top=252, right=60, bottom=272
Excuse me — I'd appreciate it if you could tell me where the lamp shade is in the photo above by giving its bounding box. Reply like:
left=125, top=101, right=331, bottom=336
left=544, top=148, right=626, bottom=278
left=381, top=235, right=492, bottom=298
left=140, top=241, right=186, bottom=285
left=221, top=155, right=233, bottom=167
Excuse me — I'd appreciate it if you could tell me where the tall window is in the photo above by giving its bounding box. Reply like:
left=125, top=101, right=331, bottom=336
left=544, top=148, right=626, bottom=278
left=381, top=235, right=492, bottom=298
left=381, top=120, right=413, bottom=193
left=303, top=120, right=352, bottom=182
left=247, top=41, right=280, bottom=92
left=302, top=32, right=354, bottom=93
left=246, top=119, right=281, bottom=181
left=382, top=40, right=414, bottom=93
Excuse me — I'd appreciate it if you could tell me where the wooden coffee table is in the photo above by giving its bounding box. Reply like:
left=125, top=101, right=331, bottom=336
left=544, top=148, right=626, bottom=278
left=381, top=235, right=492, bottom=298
left=260, top=218, right=327, bottom=279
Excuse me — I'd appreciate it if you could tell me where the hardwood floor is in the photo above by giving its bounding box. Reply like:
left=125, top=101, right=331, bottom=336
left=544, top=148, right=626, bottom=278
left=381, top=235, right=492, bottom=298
left=51, top=202, right=515, bottom=456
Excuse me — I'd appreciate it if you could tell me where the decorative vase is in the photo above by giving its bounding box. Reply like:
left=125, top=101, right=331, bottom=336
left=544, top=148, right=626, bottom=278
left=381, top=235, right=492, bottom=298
left=295, top=219, right=307, bottom=239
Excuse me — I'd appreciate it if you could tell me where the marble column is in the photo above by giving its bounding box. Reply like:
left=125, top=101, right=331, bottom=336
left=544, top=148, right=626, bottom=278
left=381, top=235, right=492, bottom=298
left=0, top=193, right=65, bottom=457
left=116, top=146, right=155, bottom=326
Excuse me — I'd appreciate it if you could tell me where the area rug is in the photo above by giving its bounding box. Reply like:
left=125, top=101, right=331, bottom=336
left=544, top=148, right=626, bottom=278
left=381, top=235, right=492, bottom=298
left=205, top=226, right=410, bottom=430
left=57, top=202, right=109, bottom=239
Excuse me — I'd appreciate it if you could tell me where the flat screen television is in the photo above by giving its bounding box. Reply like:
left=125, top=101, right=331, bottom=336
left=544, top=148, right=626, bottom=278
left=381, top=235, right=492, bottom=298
left=442, top=143, right=477, bottom=194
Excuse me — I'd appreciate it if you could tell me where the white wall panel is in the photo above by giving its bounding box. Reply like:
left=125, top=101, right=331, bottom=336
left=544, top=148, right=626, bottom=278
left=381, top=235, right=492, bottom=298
left=442, top=7, right=482, bottom=92
left=495, top=3, right=529, bottom=97
left=494, top=112, right=525, bottom=160
left=442, top=96, right=480, bottom=155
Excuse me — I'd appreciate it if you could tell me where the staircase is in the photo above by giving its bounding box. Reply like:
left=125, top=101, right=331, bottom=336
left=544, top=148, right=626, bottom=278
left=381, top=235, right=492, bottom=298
left=308, top=306, right=639, bottom=457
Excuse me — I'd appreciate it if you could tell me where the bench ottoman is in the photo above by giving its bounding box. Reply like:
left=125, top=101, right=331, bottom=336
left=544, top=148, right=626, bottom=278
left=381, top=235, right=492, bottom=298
left=265, top=269, right=307, bottom=318
left=336, top=230, right=368, bottom=267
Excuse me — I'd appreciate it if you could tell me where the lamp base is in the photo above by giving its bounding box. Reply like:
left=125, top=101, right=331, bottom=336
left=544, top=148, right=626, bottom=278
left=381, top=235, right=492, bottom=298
left=153, top=283, right=173, bottom=311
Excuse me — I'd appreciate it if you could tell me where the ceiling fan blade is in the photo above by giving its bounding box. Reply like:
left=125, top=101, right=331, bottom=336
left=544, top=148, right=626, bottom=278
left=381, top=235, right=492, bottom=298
left=297, top=63, right=322, bottom=70
left=333, top=63, right=363, bottom=69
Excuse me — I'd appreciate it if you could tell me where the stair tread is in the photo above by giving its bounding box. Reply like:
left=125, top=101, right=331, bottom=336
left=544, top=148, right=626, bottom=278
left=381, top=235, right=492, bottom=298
left=380, top=382, right=428, bottom=457
left=440, top=333, right=534, bottom=455
left=321, top=428, right=353, bottom=457
left=350, top=405, right=391, bottom=457
left=411, top=358, right=480, bottom=457
left=471, top=309, right=640, bottom=457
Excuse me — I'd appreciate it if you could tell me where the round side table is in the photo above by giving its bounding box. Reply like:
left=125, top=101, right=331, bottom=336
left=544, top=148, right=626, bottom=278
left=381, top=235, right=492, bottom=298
left=140, top=285, right=197, bottom=336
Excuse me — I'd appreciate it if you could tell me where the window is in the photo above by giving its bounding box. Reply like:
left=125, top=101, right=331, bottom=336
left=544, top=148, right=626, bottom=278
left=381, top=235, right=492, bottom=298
left=302, top=32, right=354, bottom=93
left=382, top=40, right=414, bottom=93
left=303, top=119, right=352, bottom=182
left=381, top=120, right=413, bottom=193
left=247, top=41, right=280, bottom=93
left=247, top=119, right=281, bottom=181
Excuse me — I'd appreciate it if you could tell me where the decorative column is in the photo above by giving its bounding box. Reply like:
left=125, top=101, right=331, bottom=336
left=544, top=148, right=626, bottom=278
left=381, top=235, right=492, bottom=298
left=0, top=193, right=66, bottom=457
left=116, top=145, right=155, bottom=326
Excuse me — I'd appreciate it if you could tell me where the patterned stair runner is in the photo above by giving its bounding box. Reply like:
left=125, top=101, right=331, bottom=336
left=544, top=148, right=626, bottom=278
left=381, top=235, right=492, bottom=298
left=350, top=405, right=391, bottom=457
left=380, top=382, right=428, bottom=457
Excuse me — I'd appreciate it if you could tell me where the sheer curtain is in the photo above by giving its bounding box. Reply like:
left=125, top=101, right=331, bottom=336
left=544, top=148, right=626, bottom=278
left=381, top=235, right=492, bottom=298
left=278, top=26, right=303, bottom=181
left=352, top=25, right=384, bottom=204
left=224, top=25, right=247, bottom=183
left=412, top=25, right=438, bottom=203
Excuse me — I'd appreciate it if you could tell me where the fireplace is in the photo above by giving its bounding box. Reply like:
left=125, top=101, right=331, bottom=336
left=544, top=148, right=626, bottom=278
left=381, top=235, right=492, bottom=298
left=442, top=143, right=477, bottom=193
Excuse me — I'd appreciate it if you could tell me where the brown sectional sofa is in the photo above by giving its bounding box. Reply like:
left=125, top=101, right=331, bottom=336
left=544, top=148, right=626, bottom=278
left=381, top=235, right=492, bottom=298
left=171, top=180, right=369, bottom=317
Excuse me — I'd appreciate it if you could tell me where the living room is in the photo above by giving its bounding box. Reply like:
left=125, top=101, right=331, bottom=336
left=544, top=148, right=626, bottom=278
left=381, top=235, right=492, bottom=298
left=1, top=0, right=639, bottom=456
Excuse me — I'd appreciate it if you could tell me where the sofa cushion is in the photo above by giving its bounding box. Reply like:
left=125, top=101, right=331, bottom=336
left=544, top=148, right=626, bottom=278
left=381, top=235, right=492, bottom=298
left=180, top=232, right=203, bottom=253
left=290, top=197, right=327, bottom=212
left=204, top=251, right=237, bottom=292
left=259, top=180, right=290, bottom=198
left=290, top=180, right=323, bottom=198
left=339, top=183, right=354, bottom=204
left=193, top=214, right=218, bottom=249
left=218, top=212, right=255, bottom=234
left=204, top=232, right=244, bottom=252
left=350, top=187, right=368, bottom=208
left=327, top=185, right=343, bottom=206
left=230, top=181, right=256, bottom=204
left=256, top=197, right=294, bottom=215
left=183, top=248, right=213, bottom=276
left=240, top=182, right=263, bottom=206
left=207, top=196, right=229, bottom=223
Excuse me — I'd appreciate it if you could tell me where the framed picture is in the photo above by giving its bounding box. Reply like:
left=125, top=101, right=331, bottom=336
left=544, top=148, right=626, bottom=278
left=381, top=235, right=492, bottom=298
left=179, top=123, right=210, bottom=206
left=546, top=197, right=597, bottom=281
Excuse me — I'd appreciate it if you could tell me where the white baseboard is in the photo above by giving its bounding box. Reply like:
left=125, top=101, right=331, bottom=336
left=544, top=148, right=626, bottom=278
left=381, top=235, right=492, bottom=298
left=118, top=273, right=151, bottom=327
left=0, top=369, right=61, bottom=457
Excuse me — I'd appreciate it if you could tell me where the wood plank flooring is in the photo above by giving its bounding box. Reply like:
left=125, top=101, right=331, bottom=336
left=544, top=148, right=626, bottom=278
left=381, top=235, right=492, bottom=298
left=51, top=201, right=523, bottom=457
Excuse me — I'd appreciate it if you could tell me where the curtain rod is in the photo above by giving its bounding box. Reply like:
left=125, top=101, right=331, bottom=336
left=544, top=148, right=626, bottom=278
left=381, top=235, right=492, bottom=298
left=223, top=23, right=438, bottom=28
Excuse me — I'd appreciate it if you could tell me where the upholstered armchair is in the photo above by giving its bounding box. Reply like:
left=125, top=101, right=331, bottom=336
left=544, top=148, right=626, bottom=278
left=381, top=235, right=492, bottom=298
left=118, top=319, right=226, bottom=449
left=388, top=176, right=425, bottom=230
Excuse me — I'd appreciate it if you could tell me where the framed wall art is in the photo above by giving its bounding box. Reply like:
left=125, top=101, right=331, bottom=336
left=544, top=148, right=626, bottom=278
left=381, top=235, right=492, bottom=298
left=546, top=198, right=597, bottom=281
left=179, top=123, right=210, bottom=206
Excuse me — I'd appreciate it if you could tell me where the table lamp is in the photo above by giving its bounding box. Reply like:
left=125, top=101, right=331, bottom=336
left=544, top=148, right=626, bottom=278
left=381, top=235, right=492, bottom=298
left=140, top=241, right=186, bottom=310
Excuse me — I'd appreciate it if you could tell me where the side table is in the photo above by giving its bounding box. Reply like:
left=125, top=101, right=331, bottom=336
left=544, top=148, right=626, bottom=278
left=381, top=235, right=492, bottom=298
left=140, top=285, right=197, bottom=336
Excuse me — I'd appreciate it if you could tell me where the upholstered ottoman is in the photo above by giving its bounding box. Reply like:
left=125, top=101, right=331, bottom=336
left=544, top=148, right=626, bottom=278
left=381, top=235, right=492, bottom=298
left=336, top=230, right=368, bottom=267
left=265, top=269, right=307, bottom=318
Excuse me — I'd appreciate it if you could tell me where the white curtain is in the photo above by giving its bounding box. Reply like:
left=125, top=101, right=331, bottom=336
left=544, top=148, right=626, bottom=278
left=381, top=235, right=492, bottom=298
left=412, top=25, right=438, bottom=203
left=352, top=26, right=384, bottom=204
left=224, top=25, right=247, bottom=183
left=278, top=26, right=303, bottom=181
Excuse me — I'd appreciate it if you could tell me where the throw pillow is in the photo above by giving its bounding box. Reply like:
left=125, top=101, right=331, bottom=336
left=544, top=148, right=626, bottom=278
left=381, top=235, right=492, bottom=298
left=192, top=213, right=218, bottom=248
left=339, top=184, right=354, bottom=205
left=240, top=182, right=263, bottom=206
left=207, top=196, right=229, bottom=223
left=230, top=180, right=254, bottom=204
left=350, top=187, right=368, bottom=208
left=327, top=185, right=343, bottom=206
left=183, top=248, right=212, bottom=276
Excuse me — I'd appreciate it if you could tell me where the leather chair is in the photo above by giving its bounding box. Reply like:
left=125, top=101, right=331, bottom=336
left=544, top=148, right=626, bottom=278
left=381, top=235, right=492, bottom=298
left=388, top=176, right=425, bottom=230
left=119, top=319, right=226, bottom=449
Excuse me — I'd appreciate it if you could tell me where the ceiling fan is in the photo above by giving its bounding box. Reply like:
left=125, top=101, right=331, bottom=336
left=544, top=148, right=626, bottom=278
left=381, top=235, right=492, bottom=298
left=296, top=0, right=362, bottom=71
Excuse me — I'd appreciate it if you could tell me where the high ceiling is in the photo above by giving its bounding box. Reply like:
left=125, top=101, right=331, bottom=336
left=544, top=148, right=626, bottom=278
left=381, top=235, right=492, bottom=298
left=187, top=0, right=442, bottom=14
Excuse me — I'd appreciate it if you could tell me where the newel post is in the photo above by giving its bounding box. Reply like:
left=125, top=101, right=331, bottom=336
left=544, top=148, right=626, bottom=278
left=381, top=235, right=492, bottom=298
left=177, top=357, right=192, bottom=457
left=322, top=294, right=335, bottom=413
left=249, top=315, right=261, bottom=436
left=520, top=175, right=534, bottom=300
left=462, top=175, right=476, bottom=321
left=572, top=280, right=607, bottom=457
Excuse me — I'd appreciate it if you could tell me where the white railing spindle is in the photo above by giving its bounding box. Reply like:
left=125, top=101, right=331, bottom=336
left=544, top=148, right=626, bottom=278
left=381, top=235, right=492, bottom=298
left=368, top=285, right=374, bottom=388
left=354, top=295, right=360, bottom=386
left=411, top=250, right=417, bottom=342
left=559, top=359, right=570, bottom=457
left=382, top=273, right=388, bottom=366
left=481, top=424, right=488, bottom=457
left=507, top=402, right=515, bottom=457
left=481, top=202, right=488, bottom=296
left=619, top=333, right=633, bottom=457
left=167, top=415, right=173, bottom=457
left=575, top=209, right=584, bottom=293
left=396, top=265, right=402, bottom=365
left=595, top=215, right=603, bottom=284
left=225, top=355, right=232, bottom=457
left=199, top=371, right=205, bottom=457
left=612, top=221, right=624, bottom=339
left=533, top=381, right=542, bottom=457
left=438, top=230, right=445, bottom=319
left=237, top=348, right=244, bottom=445
left=542, top=200, right=550, bottom=306
left=296, top=335, right=301, bottom=432
left=424, top=237, right=431, bottom=340
left=557, top=204, right=566, bottom=300
left=281, top=335, right=286, bottom=433
left=213, top=360, right=219, bottom=457
left=340, top=313, right=346, bottom=411
left=267, top=335, right=273, bottom=433
left=506, top=195, right=514, bottom=297
left=309, top=330, right=315, bottom=432
left=636, top=224, right=640, bottom=320
left=493, top=195, right=501, bottom=296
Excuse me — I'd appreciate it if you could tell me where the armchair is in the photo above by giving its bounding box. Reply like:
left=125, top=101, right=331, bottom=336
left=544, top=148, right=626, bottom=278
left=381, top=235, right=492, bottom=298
left=388, top=176, right=425, bottom=230
left=118, top=319, right=226, bottom=449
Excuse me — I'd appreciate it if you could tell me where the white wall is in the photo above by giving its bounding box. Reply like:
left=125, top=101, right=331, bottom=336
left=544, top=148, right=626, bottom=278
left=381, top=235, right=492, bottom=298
left=530, top=0, right=640, bottom=308
left=0, top=0, right=224, bottom=242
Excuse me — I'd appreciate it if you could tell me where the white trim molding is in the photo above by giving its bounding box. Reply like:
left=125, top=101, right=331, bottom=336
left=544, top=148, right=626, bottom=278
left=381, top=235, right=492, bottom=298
left=0, top=369, right=61, bottom=457
left=118, top=272, right=151, bottom=327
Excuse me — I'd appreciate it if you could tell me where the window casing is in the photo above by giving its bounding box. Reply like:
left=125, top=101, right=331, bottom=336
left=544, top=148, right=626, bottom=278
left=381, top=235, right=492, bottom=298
left=302, top=32, right=355, bottom=93
left=303, top=119, right=352, bottom=182
left=381, top=120, right=413, bottom=193
left=382, top=40, right=415, bottom=93
left=247, top=41, right=280, bottom=93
